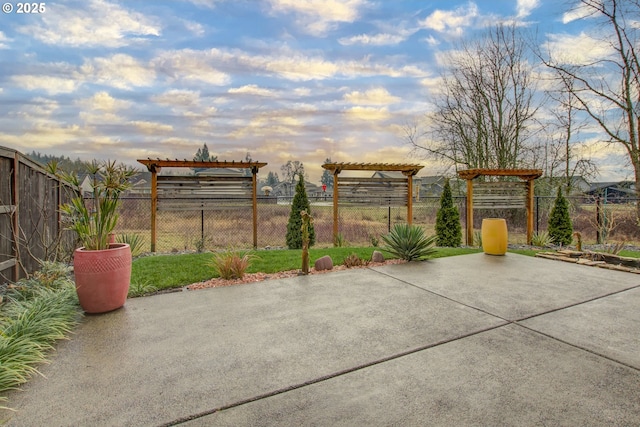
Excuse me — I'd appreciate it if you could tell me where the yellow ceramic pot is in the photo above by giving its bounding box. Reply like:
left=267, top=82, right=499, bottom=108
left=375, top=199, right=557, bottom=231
left=481, top=218, right=508, bottom=256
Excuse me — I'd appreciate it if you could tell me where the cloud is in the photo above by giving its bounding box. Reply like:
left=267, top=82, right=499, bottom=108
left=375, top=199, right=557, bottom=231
left=78, top=91, right=132, bottom=112
left=0, top=31, right=10, bottom=49
left=339, top=32, right=407, bottom=46
left=267, top=0, right=369, bottom=36
left=81, top=54, right=155, bottom=89
left=562, top=2, right=596, bottom=24
left=152, top=50, right=231, bottom=85
left=18, top=0, right=160, bottom=48
left=11, top=75, right=80, bottom=95
left=544, top=32, right=613, bottom=66
left=419, top=2, right=480, bottom=37
left=516, top=0, right=540, bottom=19
left=151, top=90, right=202, bottom=107
left=130, top=120, right=174, bottom=135
left=228, top=85, right=276, bottom=97
left=343, top=87, right=400, bottom=105
left=344, top=106, right=390, bottom=121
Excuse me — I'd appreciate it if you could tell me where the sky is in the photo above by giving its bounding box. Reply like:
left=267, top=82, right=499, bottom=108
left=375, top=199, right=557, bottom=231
left=0, top=0, right=632, bottom=183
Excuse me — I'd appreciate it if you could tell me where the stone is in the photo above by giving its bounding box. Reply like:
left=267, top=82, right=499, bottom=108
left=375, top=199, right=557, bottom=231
left=314, top=255, right=333, bottom=271
left=371, top=250, right=385, bottom=263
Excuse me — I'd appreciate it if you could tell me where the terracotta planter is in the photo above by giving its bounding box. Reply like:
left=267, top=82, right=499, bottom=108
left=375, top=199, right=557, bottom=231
left=73, top=243, right=132, bottom=314
left=481, top=218, right=508, bottom=256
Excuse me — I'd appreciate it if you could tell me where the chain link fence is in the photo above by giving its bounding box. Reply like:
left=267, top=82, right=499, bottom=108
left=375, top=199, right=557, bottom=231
left=113, top=195, right=640, bottom=253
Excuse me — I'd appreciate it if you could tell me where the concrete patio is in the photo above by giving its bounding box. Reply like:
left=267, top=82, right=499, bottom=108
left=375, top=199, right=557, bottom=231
left=2, top=253, right=639, bottom=426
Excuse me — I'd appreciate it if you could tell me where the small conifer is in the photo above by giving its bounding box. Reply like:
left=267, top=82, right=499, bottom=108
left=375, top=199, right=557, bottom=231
left=548, top=187, right=573, bottom=246
left=435, top=179, right=462, bottom=247
left=286, top=174, right=315, bottom=249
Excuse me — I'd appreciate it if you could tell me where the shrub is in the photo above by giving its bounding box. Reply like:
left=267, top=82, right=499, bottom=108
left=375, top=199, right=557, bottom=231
left=0, top=263, right=81, bottom=407
left=530, top=231, right=551, bottom=247
left=116, top=233, right=146, bottom=257
left=208, top=250, right=255, bottom=280
left=381, top=223, right=437, bottom=261
left=548, top=188, right=573, bottom=246
left=343, top=253, right=368, bottom=268
left=286, top=174, right=316, bottom=249
left=435, top=179, right=462, bottom=247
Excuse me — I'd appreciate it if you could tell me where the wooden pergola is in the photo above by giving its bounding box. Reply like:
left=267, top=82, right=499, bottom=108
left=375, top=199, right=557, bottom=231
left=138, top=158, right=267, bottom=252
left=457, top=168, right=543, bottom=246
left=321, top=162, right=424, bottom=244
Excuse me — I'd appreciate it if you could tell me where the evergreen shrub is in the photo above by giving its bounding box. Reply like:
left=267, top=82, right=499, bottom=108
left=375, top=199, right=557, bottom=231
left=286, top=174, right=316, bottom=249
left=435, top=179, right=462, bottom=247
left=548, top=187, right=573, bottom=246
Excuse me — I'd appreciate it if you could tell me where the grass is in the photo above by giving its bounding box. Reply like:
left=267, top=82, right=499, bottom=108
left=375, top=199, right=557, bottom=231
left=132, top=246, right=486, bottom=292
left=0, top=267, right=82, bottom=409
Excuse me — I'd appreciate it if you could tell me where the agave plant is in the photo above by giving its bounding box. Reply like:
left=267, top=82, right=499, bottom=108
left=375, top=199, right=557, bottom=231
left=381, top=223, right=437, bottom=261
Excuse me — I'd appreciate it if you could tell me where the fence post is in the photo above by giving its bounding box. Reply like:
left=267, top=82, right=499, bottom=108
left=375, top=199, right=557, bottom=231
left=596, top=196, right=603, bottom=244
left=535, top=196, right=539, bottom=234
left=388, top=205, right=391, bottom=232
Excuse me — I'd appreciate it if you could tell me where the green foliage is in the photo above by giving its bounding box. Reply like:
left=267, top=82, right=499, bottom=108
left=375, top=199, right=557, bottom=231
left=0, top=265, right=81, bottom=405
left=208, top=250, right=256, bottom=280
left=128, top=280, right=158, bottom=298
left=530, top=231, right=552, bottom=247
left=116, top=233, right=146, bottom=257
left=334, top=232, right=346, bottom=247
left=369, top=234, right=379, bottom=247
left=286, top=174, right=315, bottom=249
left=548, top=187, right=573, bottom=246
left=381, top=223, right=437, bottom=261
left=343, top=253, right=368, bottom=268
left=473, top=230, right=483, bottom=248
left=435, top=179, right=462, bottom=247
left=59, top=160, right=137, bottom=250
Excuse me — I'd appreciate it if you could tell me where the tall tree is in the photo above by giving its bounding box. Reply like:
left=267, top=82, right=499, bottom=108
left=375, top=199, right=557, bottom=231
left=406, top=24, right=540, bottom=172
left=265, top=171, right=280, bottom=187
left=542, top=0, right=640, bottom=218
left=435, top=179, right=462, bottom=247
left=192, top=143, right=217, bottom=173
left=280, top=160, right=305, bottom=195
left=320, top=158, right=334, bottom=189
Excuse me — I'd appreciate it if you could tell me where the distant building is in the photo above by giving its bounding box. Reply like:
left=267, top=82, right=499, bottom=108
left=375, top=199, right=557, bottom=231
left=587, top=181, right=636, bottom=202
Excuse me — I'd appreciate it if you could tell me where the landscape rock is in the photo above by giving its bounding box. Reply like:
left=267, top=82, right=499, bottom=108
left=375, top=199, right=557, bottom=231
left=314, top=255, right=333, bottom=271
left=371, top=250, right=385, bottom=263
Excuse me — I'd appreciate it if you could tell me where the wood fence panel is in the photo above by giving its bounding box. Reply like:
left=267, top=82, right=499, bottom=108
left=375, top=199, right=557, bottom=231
left=0, top=146, right=76, bottom=283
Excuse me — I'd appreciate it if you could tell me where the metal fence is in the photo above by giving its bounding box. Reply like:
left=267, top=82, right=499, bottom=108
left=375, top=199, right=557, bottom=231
left=113, top=195, right=640, bottom=252
left=0, top=146, right=77, bottom=283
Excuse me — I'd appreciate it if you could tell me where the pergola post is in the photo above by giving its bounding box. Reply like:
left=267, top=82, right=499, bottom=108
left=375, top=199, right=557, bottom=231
left=150, top=166, right=158, bottom=253
left=526, top=178, right=535, bottom=244
left=332, top=169, right=340, bottom=245
left=406, top=174, right=413, bottom=225
left=466, top=178, right=474, bottom=246
left=252, top=166, right=258, bottom=249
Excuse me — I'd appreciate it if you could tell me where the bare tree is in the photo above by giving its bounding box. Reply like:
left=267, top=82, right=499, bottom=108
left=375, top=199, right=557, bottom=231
left=280, top=160, right=305, bottom=185
left=542, top=74, right=598, bottom=193
left=406, top=24, right=541, bottom=173
left=541, top=0, right=640, bottom=218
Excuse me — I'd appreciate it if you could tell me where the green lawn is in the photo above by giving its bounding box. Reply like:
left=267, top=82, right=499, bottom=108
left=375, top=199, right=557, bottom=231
left=131, top=246, right=483, bottom=292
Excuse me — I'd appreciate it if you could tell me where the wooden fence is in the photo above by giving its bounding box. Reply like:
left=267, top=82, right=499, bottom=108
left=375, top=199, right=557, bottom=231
left=0, top=146, right=76, bottom=283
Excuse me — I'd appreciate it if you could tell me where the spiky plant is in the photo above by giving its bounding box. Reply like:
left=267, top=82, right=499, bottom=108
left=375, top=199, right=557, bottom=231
left=381, top=223, right=437, bottom=261
left=208, top=250, right=256, bottom=280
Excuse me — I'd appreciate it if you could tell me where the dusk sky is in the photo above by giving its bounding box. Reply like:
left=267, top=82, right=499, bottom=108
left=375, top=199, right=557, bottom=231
left=0, top=0, right=631, bottom=183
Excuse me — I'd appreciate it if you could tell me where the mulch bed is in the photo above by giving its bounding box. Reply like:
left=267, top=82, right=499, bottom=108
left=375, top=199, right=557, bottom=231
left=186, top=259, right=407, bottom=291
left=535, top=249, right=640, bottom=274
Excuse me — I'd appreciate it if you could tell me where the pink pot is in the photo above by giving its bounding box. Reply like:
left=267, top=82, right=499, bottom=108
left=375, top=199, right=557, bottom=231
left=73, top=243, right=132, bottom=314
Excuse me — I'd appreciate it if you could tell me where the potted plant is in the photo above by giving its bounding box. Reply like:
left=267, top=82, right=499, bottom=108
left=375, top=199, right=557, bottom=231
left=60, top=160, right=137, bottom=313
